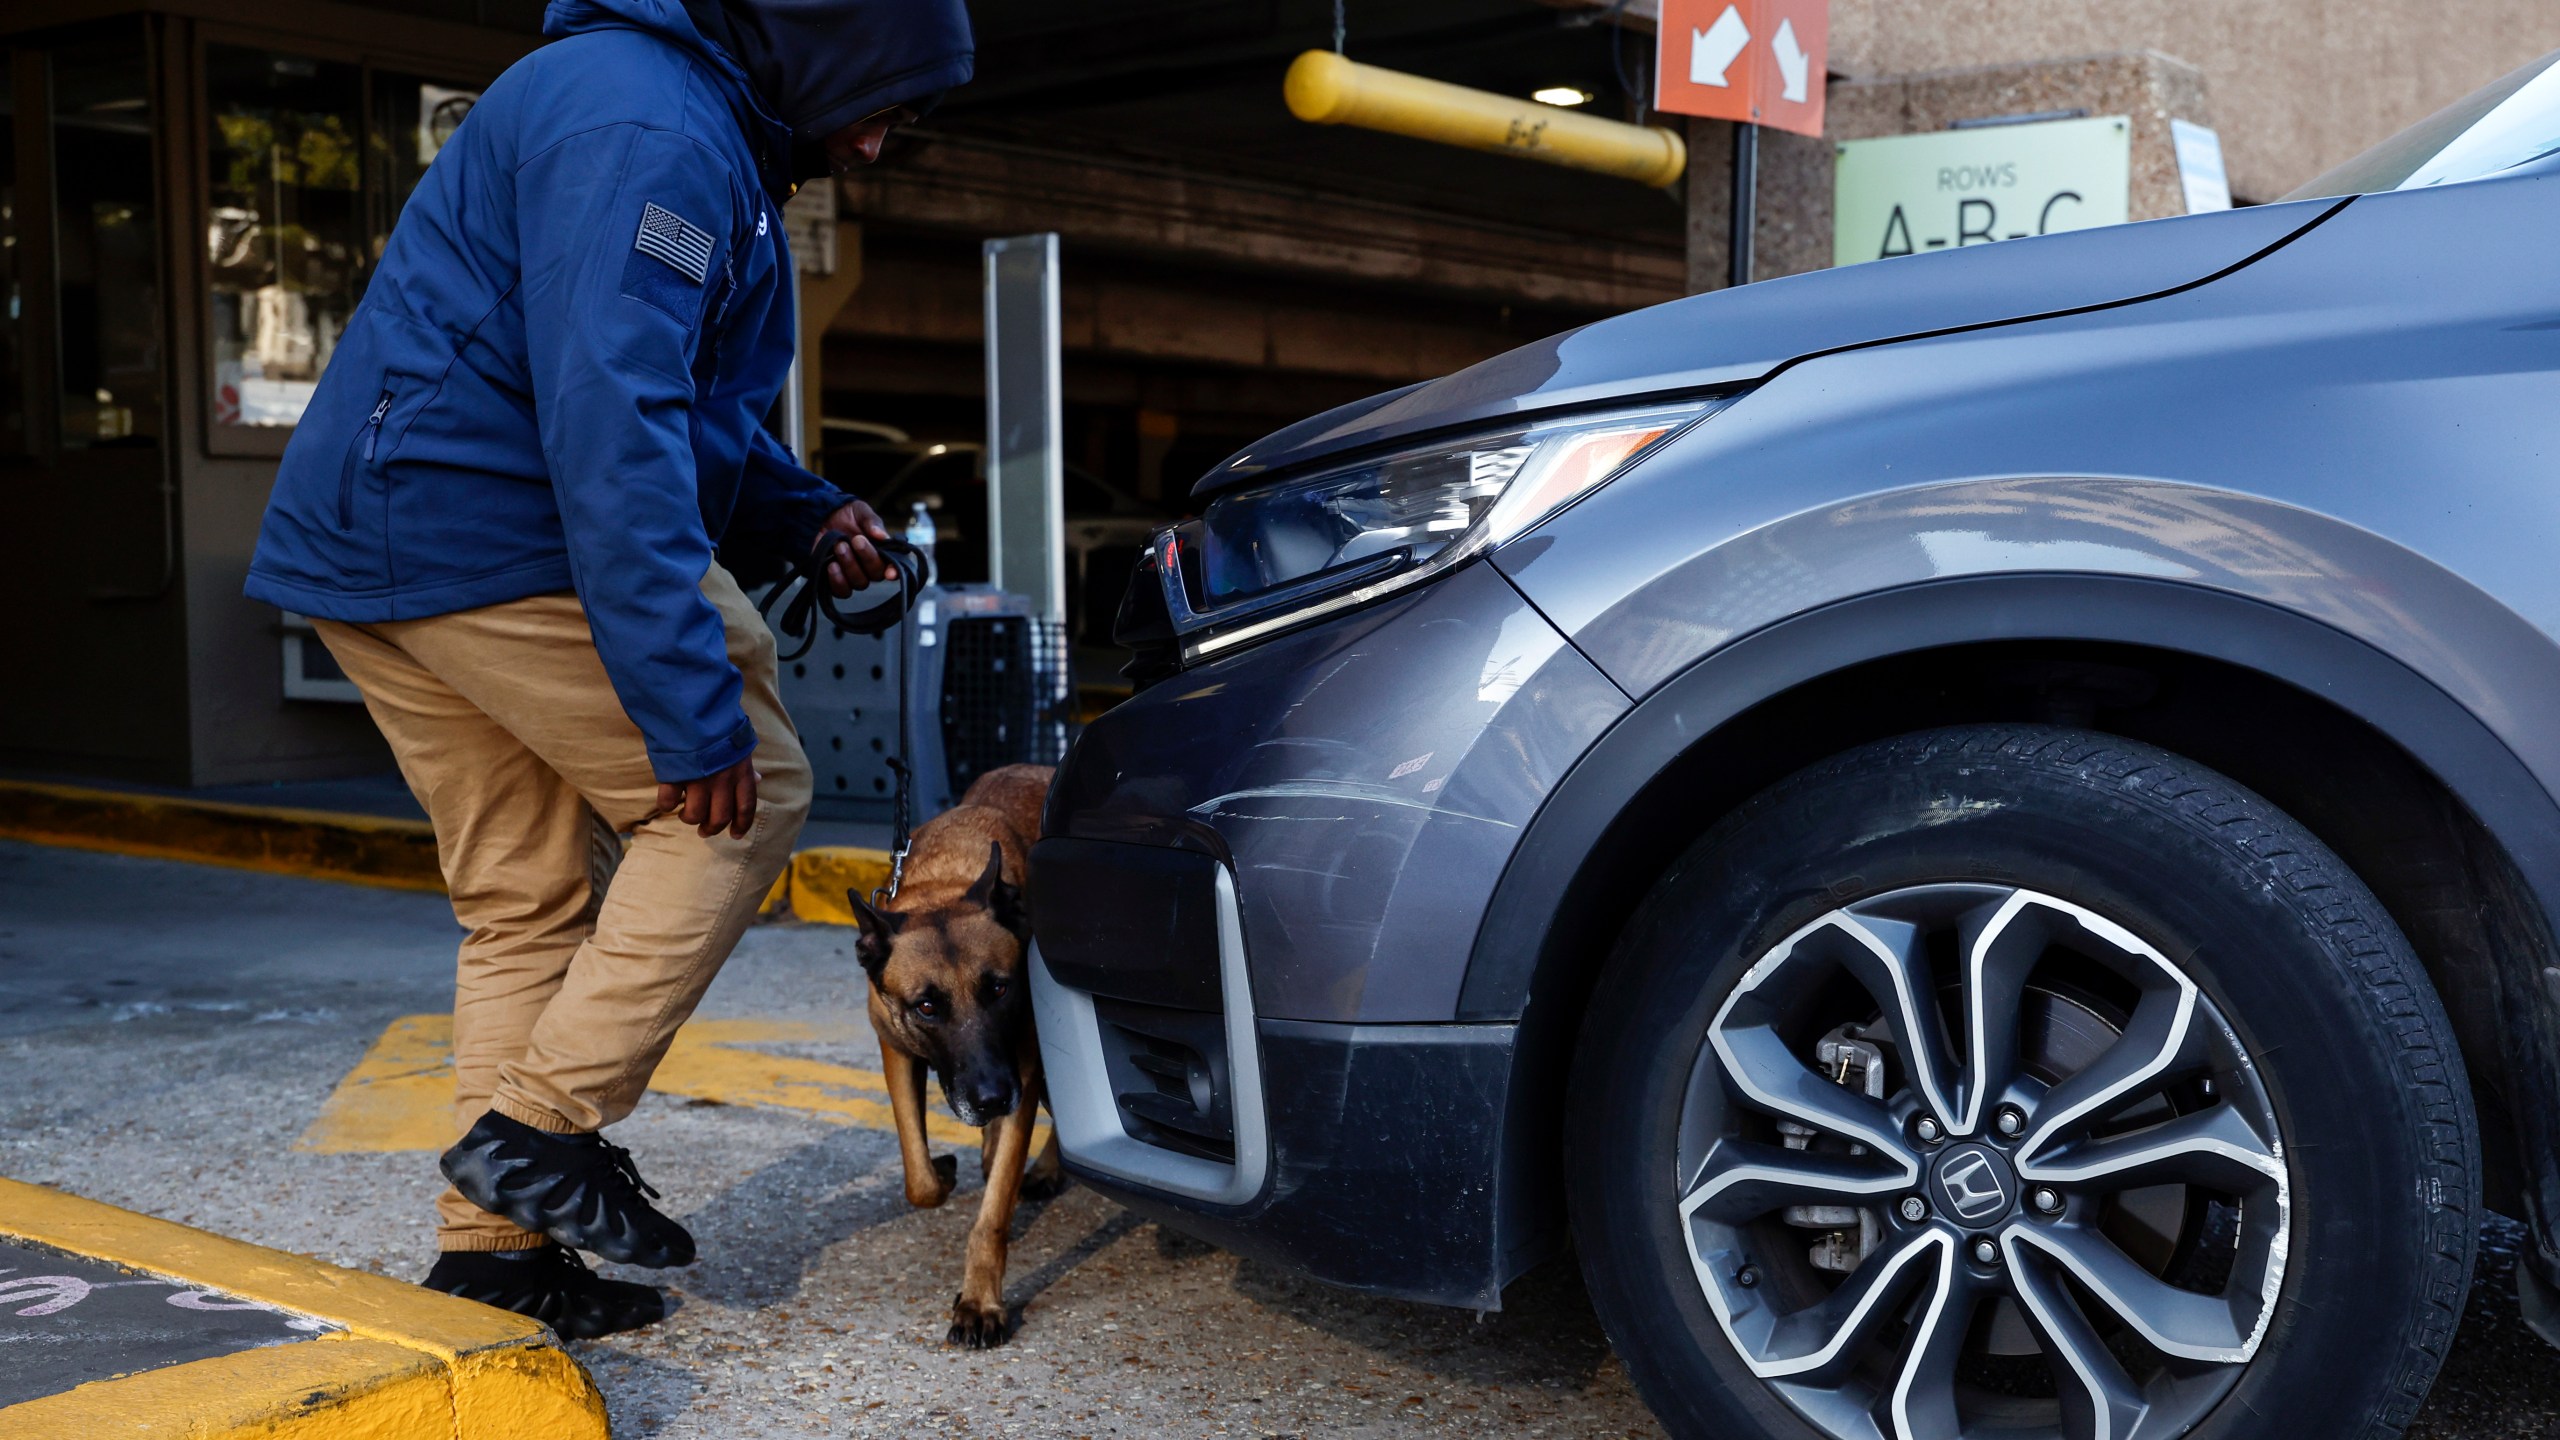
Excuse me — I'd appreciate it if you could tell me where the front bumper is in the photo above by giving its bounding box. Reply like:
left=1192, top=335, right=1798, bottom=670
left=1030, top=561, right=1626, bottom=1305
left=1032, top=922, right=1524, bottom=1307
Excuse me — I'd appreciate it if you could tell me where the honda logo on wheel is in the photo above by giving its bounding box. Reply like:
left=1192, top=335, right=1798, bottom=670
left=1932, top=1145, right=2015, bottom=1224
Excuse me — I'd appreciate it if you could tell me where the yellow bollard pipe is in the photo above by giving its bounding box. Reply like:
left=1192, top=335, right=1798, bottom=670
left=1284, top=50, right=1686, bottom=189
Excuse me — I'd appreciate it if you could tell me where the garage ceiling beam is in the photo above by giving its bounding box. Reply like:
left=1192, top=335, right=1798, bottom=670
left=826, top=249, right=1529, bottom=386
left=837, top=134, right=1683, bottom=314
left=1532, top=0, right=1658, bottom=33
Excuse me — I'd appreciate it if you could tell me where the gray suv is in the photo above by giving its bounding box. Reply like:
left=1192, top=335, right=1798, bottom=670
left=1029, top=51, right=2560, bottom=1440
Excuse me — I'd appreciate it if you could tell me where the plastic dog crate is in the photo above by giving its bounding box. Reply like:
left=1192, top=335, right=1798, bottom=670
left=781, top=583, right=1072, bottom=825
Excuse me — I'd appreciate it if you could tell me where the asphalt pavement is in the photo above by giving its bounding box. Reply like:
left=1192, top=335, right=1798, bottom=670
left=3, top=838, right=2555, bottom=1438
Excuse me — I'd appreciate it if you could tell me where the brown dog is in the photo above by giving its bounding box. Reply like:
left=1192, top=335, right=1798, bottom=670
left=848, top=763, right=1062, bottom=1348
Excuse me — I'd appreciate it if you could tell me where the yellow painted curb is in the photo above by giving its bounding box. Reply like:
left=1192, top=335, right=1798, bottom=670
left=3, top=1337, right=449, bottom=1439
left=0, top=1178, right=607, bottom=1439
left=0, top=779, right=444, bottom=893
left=786, top=845, right=894, bottom=925
left=1, top=778, right=890, bottom=927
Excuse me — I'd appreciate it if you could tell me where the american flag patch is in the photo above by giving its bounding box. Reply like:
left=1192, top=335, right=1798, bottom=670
left=633, top=202, right=714, bottom=284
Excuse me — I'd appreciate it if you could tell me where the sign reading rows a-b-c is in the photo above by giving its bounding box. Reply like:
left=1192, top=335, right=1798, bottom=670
left=1654, top=0, right=1828, bottom=137
left=1833, top=116, right=2132, bottom=267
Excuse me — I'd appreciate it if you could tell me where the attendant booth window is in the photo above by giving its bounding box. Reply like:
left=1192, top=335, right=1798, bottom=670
left=200, top=36, right=482, bottom=455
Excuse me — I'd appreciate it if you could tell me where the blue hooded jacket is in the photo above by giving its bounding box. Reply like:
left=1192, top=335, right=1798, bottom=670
left=245, top=0, right=974, bottom=783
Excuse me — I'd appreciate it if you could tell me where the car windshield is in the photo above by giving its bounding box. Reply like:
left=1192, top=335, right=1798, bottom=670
left=2286, top=48, right=2560, bottom=200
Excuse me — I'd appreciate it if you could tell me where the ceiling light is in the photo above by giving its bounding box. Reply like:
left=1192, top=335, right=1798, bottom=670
left=1533, top=86, right=1594, bottom=107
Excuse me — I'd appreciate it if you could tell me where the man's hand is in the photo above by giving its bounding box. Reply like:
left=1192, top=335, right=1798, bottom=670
left=817, top=501, right=897, bottom=598
left=656, top=756, right=760, bottom=839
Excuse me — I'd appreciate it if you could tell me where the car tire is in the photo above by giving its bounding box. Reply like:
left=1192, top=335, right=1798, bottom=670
left=1567, top=725, right=2477, bottom=1440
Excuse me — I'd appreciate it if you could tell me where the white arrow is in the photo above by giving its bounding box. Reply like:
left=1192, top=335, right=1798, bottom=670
left=1772, top=16, right=1811, bottom=103
left=1689, top=5, right=1750, bottom=88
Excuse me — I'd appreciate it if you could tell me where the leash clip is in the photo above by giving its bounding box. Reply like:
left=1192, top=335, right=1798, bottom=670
left=871, top=845, right=909, bottom=910
left=872, top=755, right=915, bottom=906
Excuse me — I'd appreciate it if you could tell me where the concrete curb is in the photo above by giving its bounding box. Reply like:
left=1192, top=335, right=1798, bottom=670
left=782, top=846, right=895, bottom=925
left=0, top=1178, right=608, bottom=1439
left=2, top=779, right=889, bottom=924
left=0, top=780, right=442, bottom=892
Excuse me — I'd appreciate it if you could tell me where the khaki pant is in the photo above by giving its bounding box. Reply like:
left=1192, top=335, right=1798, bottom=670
left=314, top=567, right=810, bottom=1251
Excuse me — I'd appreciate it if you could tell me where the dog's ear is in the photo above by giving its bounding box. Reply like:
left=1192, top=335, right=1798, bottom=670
left=963, top=841, right=1033, bottom=942
left=991, top=879, right=1030, bottom=942
left=847, top=889, right=905, bottom=980
left=962, top=842, right=1006, bottom=906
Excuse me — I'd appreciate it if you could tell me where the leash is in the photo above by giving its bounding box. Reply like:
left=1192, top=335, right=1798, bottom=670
left=759, top=528, right=932, bottom=904
left=878, top=614, right=915, bottom=908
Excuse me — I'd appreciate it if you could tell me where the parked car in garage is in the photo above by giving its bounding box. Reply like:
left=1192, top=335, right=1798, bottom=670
left=1030, top=50, right=2560, bottom=1440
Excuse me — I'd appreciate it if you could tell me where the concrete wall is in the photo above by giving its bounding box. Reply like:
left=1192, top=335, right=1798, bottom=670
left=1669, top=0, right=2557, bottom=291
left=1688, top=50, right=2215, bottom=288
left=1830, top=0, right=2558, bottom=204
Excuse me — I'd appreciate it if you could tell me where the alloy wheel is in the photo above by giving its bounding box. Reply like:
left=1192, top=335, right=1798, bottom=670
left=1675, top=884, right=2290, bottom=1440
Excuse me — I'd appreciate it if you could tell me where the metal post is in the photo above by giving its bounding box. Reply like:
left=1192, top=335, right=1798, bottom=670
left=780, top=250, right=806, bottom=460
left=1729, top=120, right=1757, bottom=288
left=982, top=233, right=1066, bottom=624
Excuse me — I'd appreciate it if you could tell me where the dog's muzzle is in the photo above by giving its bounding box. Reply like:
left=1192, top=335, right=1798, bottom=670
left=943, top=1072, right=1019, bottom=1127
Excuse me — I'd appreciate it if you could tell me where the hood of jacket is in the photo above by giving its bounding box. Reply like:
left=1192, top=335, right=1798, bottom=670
left=547, top=0, right=973, bottom=173
left=544, top=0, right=791, bottom=183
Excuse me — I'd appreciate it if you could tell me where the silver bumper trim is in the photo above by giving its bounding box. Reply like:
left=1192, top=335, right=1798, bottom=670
left=1029, top=864, right=1270, bottom=1206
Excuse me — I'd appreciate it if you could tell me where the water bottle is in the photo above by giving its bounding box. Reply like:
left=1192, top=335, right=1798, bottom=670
left=903, top=500, right=937, bottom=579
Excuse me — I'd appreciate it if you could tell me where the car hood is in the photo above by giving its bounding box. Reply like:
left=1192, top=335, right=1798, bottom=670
left=1198, top=197, right=2347, bottom=497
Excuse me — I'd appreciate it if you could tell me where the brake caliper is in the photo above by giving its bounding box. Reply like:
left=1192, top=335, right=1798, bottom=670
left=1777, top=1026, right=1887, bottom=1274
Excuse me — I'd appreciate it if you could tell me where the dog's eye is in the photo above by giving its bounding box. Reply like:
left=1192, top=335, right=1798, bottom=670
left=913, top=998, right=939, bottom=1020
left=988, top=980, right=1009, bottom=999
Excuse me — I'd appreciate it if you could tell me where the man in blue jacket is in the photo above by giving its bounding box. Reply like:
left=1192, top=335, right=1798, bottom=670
left=246, top=0, right=972, bottom=1335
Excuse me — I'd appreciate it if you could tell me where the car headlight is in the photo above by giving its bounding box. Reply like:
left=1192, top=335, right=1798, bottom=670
left=1156, top=400, right=1722, bottom=662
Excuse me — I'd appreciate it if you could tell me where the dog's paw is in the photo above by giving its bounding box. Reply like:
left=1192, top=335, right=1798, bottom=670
left=1021, top=1165, right=1068, bottom=1202
left=906, top=1153, right=959, bottom=1209
left=946, top=1294, right=1010, bottom=1349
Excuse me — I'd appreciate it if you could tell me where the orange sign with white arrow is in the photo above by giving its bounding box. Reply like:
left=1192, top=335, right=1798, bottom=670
left=1653, top=0, right=1828, bottom=138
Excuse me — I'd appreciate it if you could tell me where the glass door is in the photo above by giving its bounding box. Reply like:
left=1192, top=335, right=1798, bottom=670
left=1, top=54, right=27, bottom=455
left=44, top=19, right=171, bottom=601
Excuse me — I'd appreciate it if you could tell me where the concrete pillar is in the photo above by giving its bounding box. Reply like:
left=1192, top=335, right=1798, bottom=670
left=1684, top=116, right=1837, bottom=293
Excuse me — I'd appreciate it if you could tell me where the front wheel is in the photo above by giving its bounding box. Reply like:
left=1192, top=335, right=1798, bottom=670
left=1569, top=727, right=2476, bottom=1440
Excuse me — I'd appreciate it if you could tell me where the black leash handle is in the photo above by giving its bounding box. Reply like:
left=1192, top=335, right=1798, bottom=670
left=759, top=531, right=932, bottom=663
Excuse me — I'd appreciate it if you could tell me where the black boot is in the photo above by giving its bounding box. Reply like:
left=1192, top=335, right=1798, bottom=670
left=439, top=1111, right=696, bottom=1268
left=423, top=1242, right=666, bottom=1340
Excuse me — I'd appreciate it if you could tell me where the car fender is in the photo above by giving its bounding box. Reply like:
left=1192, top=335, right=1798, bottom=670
left=1462, top=565, right=2560, bottom=1297
left=1466, top=567, right=2560, bottom=1018
left=1481, top=172, right=2560, bottom=1292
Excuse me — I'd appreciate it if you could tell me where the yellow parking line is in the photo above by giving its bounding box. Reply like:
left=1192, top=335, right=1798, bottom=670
left=295, top=1015, right=460, bottom=1154
left=648, top=1018, right=989, bottom=1147
left=299, top=1016, right=1027, bottom=1155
